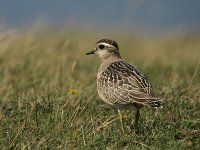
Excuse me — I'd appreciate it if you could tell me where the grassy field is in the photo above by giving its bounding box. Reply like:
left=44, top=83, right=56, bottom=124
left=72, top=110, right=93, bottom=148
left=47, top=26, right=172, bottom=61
left=0, top=27, right=200, bottom=149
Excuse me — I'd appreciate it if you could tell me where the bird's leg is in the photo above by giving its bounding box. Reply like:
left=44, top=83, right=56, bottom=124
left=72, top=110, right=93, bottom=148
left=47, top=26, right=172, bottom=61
left=134, top=109, right=140, bottom=128
left=117, top=110, right=124, bottom=133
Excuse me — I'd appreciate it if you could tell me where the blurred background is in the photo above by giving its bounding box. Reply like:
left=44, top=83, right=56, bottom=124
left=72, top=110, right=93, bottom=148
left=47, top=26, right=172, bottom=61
left=0, top=0, right=200, bottom=34
left=0, top=0, right=200, bottom=88
left=0, top=0, right=199, bottom=85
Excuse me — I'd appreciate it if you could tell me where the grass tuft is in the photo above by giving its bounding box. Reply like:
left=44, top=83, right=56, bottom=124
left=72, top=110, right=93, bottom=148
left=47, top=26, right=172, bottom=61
left=0, top=28, right=200, bottom=149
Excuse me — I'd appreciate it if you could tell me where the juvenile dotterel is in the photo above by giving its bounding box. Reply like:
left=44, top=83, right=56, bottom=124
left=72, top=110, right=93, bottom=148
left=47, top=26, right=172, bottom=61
left=86, top=39, right=162, bottom=129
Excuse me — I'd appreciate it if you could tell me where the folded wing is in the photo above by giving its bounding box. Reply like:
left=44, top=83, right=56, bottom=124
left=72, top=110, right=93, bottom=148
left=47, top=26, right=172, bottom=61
left=105, top=61, right=162, bottom=108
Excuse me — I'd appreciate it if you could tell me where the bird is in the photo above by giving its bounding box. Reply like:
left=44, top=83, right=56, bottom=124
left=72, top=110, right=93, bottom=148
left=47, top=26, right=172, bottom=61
left=86, top=38, right=162, bottom=131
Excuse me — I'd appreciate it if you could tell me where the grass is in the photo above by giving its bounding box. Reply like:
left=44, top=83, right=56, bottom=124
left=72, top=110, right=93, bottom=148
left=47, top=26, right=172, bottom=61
left=0, top=27, right=200, bottom=149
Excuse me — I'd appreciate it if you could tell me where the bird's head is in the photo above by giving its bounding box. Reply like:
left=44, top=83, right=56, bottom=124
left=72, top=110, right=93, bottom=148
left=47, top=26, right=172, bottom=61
left=86, top=39, right=121, bottom=59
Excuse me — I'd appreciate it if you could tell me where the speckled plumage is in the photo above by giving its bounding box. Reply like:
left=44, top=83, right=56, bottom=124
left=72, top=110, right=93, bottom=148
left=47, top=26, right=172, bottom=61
left=86, top=38, right=162, bottom=128
left=97, top=60, right=161, bottom=110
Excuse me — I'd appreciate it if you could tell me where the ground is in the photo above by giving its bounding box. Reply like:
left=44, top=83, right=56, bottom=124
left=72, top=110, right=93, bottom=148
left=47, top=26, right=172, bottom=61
left=0, top=28, right=200, bottom=149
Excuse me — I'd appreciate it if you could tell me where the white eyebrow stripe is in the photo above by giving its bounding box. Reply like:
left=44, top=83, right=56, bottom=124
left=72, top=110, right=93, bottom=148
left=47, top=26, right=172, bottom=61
left=97, top=42, right=113, bottom=47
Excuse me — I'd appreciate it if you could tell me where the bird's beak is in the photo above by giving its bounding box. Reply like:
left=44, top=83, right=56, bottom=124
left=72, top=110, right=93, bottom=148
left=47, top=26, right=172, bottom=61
left=86, top=50, right=95, bottom=55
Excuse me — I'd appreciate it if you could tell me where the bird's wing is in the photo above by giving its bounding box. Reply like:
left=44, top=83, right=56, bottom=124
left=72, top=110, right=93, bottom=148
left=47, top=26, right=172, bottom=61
left=105, top=61, right=161, bottom=107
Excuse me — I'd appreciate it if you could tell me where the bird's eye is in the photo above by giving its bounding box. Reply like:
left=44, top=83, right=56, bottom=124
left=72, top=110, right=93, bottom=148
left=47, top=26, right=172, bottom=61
left=99, top=44, right=105, bottom=49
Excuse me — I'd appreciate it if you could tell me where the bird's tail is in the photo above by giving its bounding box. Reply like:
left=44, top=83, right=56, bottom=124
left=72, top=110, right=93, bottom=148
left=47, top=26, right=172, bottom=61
left=148, top=99, right=163, bottom=108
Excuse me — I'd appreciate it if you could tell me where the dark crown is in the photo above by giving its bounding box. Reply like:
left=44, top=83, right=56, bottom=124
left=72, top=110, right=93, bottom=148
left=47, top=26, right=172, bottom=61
left=96, top=39, right=119, bottom=50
